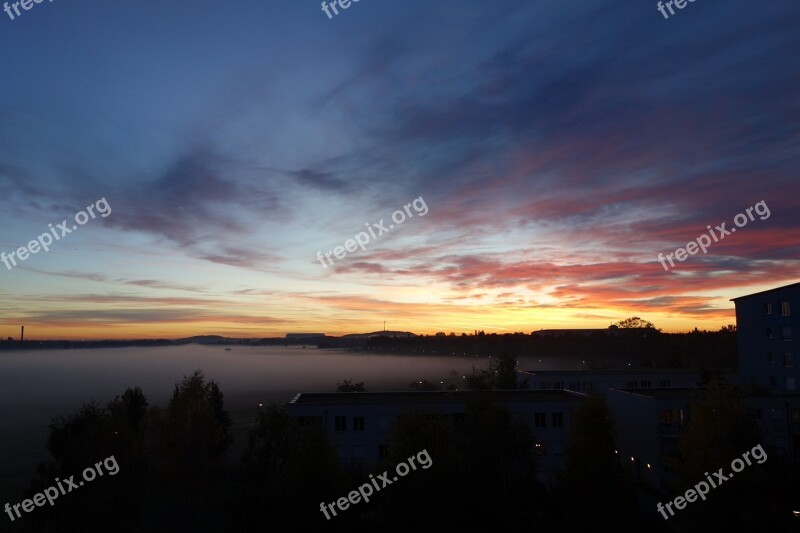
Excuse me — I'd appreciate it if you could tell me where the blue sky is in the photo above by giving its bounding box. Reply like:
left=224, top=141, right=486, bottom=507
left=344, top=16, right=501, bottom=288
left=0, top=0, right=798, bottom=338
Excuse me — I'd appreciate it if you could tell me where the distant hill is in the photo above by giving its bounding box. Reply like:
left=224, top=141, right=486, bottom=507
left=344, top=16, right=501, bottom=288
left=175, top=335, right=230, bottom=344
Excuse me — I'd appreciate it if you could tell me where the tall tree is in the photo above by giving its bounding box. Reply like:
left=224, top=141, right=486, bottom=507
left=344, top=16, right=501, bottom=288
left=336, top=379, right=366, bottom=392
left=617, top=316, right=658, bottom=329
left=464, top=352, right=518, bottom=390
left=675, top=377, right=764, bottom=530
left=235, top=403, right=343, bottom=530
left=556, top=395, right=638, bottom=530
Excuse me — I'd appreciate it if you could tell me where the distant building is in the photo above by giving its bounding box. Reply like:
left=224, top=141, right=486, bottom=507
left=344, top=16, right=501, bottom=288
left=287, top=389, right=586, bottom=483
left=732, top=281, right=800, bottom=392
left=532, top=326, right=618, bottom=337
left=285, top=333, right=326, bottom=339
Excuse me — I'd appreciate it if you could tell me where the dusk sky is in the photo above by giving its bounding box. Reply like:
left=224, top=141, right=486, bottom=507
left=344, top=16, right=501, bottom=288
left=0, top=0, right=798, bottom=339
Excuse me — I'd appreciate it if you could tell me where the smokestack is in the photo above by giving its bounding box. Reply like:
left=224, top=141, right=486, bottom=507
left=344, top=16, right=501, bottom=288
left=20, top=326, right=24, bottom=342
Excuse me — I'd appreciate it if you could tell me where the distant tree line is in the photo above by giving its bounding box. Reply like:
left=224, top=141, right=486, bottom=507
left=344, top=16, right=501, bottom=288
left=363, top=320, right=737, bottom=370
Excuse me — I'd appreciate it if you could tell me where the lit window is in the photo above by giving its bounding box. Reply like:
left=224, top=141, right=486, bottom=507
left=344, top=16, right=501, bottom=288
left=782, top=301, right=791, bottom=316
left=765, top=303, right=773, bottom=314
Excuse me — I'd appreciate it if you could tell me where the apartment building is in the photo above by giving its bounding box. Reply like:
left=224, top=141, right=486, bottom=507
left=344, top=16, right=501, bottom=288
left=733, top=281, right=800, bottom=392
left=287, top=389, right=586, bottom=482
left=517, top=369, right=737, bottom=395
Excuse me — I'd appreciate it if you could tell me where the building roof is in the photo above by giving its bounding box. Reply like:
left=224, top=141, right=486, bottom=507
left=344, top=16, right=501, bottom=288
left=518, top=369, right=734, bottom=376
left=730, top=281, right=800, bottom=301
left=609, top=387, right=700, bottom=399
left=290, top=389, right=586, bottom=405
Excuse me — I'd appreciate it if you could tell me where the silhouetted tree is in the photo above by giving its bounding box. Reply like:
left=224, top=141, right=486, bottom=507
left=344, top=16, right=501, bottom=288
left=555, top=395, right=638, bottom=531
left=151, top=370, right=232, bottom=480
left=336, top=379, right=366, bottom=392
left=617, top=316, right=658, bottom=330
left=27, top=391, right=150, bottom=533
left=675, top=377, right=764, bottom=530
left=465, top=352, right=518, bottom=390
left=233, top=403, right=344, bottom=530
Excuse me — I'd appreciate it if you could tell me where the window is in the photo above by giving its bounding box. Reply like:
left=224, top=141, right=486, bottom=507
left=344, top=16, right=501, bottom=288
left=540, top=382, right=550, bottom=390
left=782, top=301, right=791, bottom=316
left=378, top=444, right=389, bottom=459
left=552, top=412, right=564, bottom=428
left=640, top=380, right=651, bottom=388
left=768, top=351, right=775, bottom=363
left=769, top=376, right=777, bottom=388
left=334, top=416, right=347, bottom=432
left=765, top=302, right=773, bottom=314
left=627, top=380, right=637, bottom=388
left=767, top=327, right=774, bottom=339
left=534, top=412, right=546, bottom=428
left=353, top=416, right=365, bottom=431
left=659, top=380, right=671, bottom=388
left=553, top=381, right=564, bottom=389
left=781, top=327, right=793, bottom=341
left=787, top=377, right=796, bottom=390
left=783, top=353, right=794, bottom=367
left=582, top=381, right=591, bottom=392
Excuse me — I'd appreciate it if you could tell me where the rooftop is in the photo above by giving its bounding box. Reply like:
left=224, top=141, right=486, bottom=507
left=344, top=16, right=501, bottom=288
left=290, top=389, right=586, bottom=405
left=731, top=281, right=800, bottom=301
left=610, top=387, right=701, bottom=399
left=518, top=369, right=735, bottom=376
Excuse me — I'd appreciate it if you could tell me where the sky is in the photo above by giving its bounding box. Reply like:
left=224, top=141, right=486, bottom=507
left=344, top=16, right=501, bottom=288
left=0, top=0, right=798, bottom=339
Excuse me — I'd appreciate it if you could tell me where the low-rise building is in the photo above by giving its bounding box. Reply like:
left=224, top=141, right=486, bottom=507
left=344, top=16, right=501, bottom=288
left=517, top=369, right=737, bottom=395
left=287, top=389, right=586, bottom=482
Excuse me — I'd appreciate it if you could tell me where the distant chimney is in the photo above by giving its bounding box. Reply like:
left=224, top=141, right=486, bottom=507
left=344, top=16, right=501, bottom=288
left=20, top=326, right=24, bottom=342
